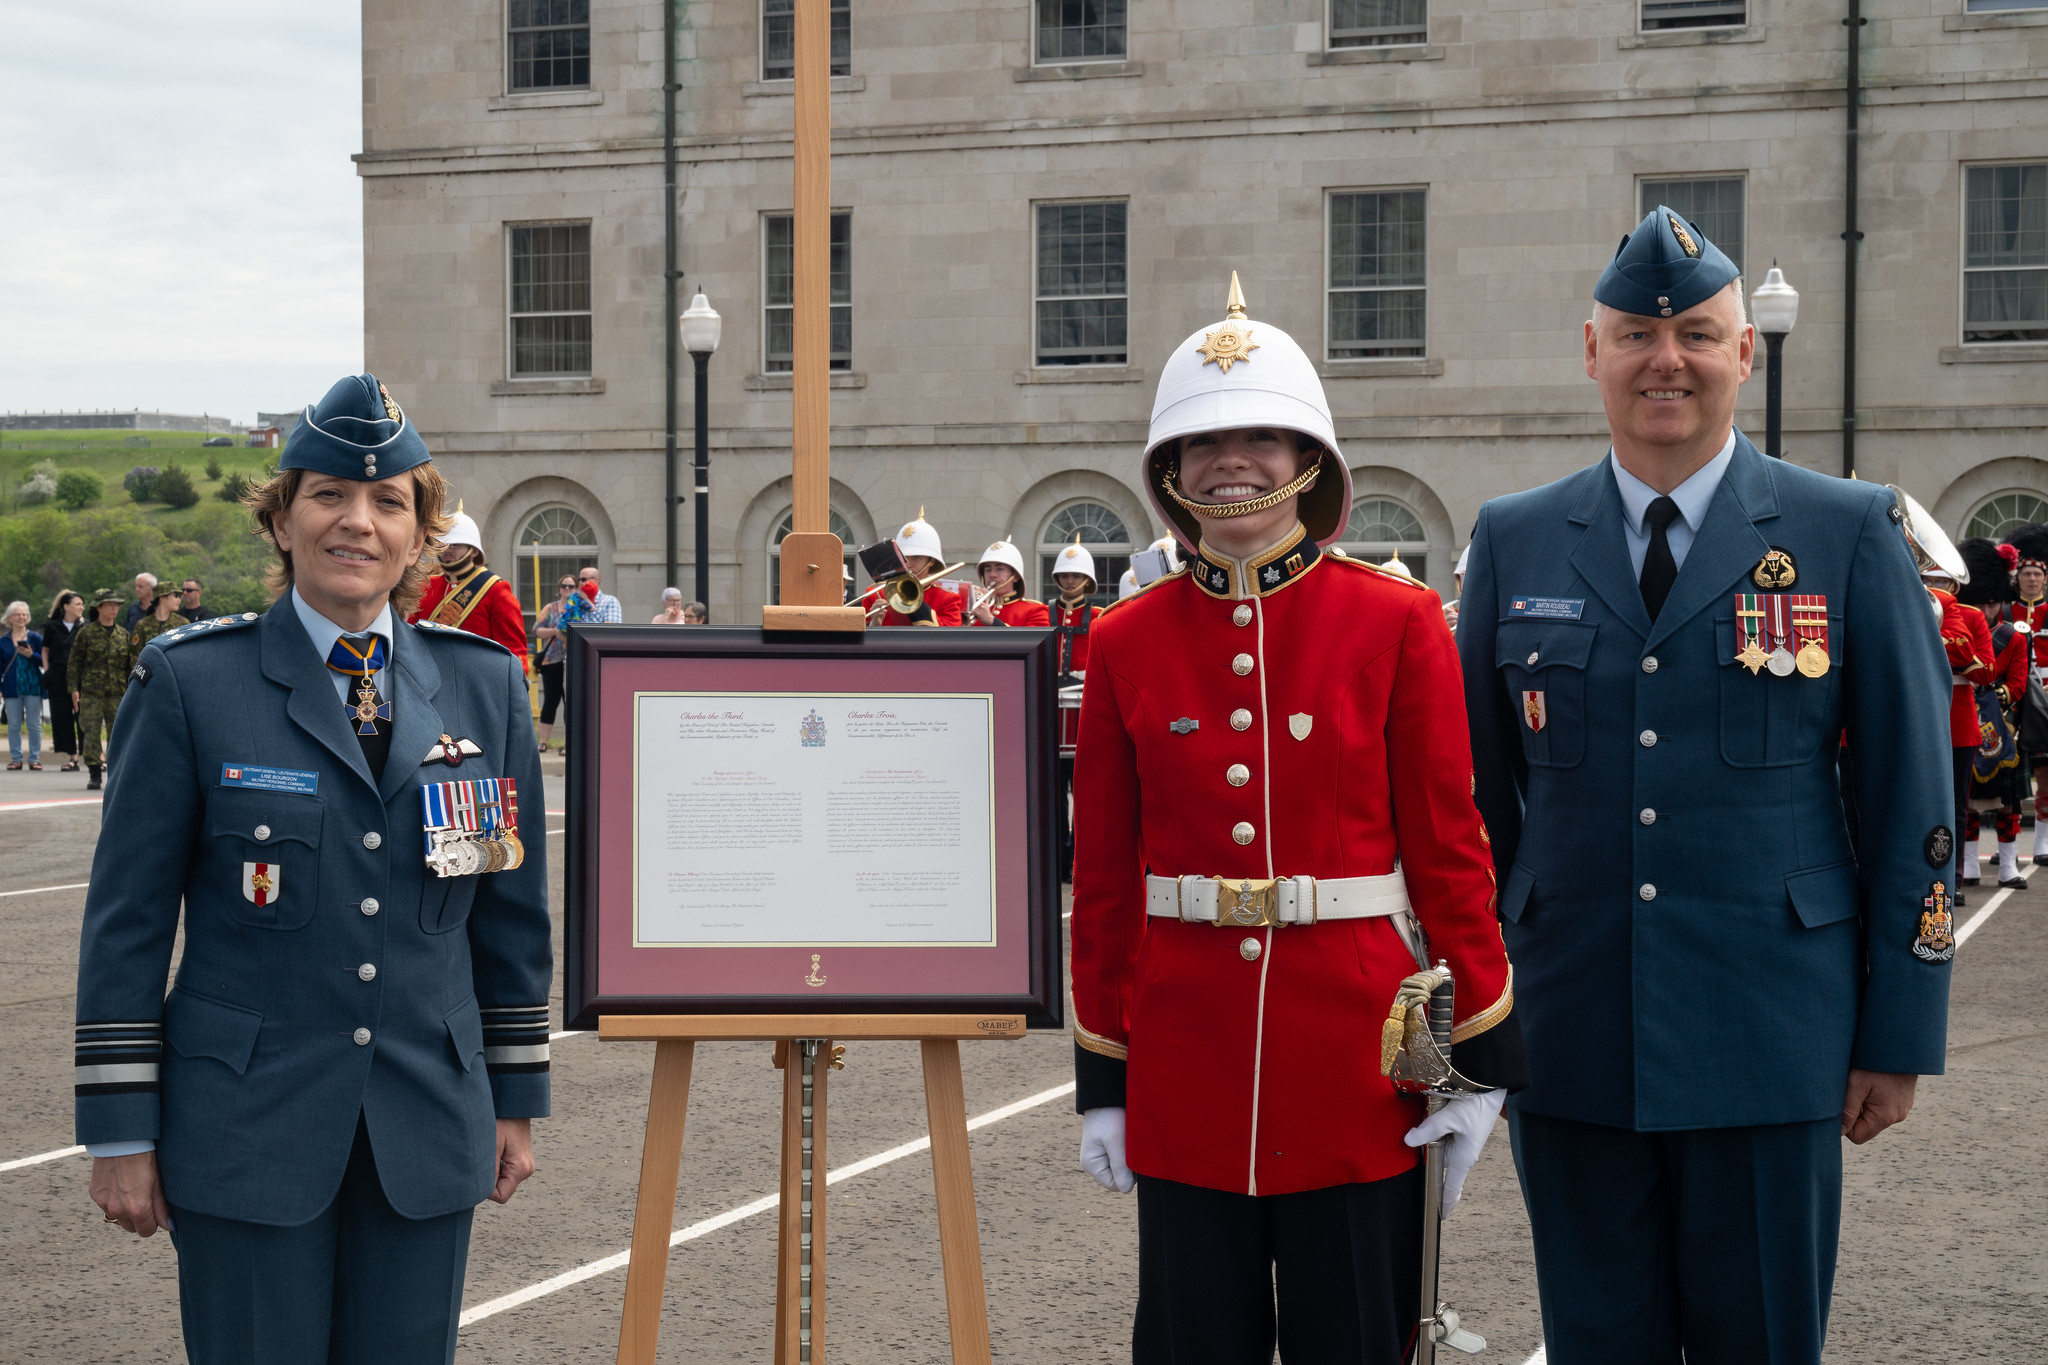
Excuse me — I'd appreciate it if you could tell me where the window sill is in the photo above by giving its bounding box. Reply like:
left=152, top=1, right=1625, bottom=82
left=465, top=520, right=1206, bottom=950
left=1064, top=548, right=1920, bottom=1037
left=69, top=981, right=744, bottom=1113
left=491, top=377, right=605, bottom=395
left=744, top=372, right=868, bottom=389
left=1945, top=9, right=2048, bottom=29
left=1015, top=60, right=1144, bottom=82
left=1318, top=357, right=1443, bottom=378
left=743, top=76, right=866, bottom=97
left=487, top=90, right=603, bottom=111
left=1940, top=344, right=2048, bottom=363
left=1014, top=365, right=1144, bottom=384
left=1308, top=44, right=1443, bottom=65
left=1619, top=25, right=1765, bottom=48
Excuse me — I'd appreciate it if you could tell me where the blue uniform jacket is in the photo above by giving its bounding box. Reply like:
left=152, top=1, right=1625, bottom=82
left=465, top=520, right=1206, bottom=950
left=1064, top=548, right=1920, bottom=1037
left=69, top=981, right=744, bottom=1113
left=1460, top=434, right=1952, bottom=1131
left=73, top=601, right=551, bottom=1224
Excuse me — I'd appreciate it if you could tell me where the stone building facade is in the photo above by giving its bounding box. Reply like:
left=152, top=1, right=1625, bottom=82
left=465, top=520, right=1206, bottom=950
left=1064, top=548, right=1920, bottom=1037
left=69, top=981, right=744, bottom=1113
left=359, top=0, right=2048, bottom=626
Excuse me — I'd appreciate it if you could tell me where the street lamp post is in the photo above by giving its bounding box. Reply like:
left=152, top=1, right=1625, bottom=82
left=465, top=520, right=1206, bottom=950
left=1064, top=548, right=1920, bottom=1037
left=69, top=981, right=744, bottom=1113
left=1750, top=265, right=1800, bottom=460
left=679, top=292, right=723, bottom=611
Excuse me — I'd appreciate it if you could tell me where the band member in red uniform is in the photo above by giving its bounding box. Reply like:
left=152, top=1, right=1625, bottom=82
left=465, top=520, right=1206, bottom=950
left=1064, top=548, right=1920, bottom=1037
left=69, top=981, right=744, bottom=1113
left=1958, top=537, right=2028, bottom=887
left=1050, top=538, right=1102, bottom=675
left=1069, top=276, right=1524, bottom=1362
left=407, top=507, right=531, bottom=659
left=1928, top=560, right=1995, bottom=900
left=966, top=539, right=1049, bottom=627
left=1986, top=523, right=2048, bottom=863
left=858, top=510, right=962, bottom=626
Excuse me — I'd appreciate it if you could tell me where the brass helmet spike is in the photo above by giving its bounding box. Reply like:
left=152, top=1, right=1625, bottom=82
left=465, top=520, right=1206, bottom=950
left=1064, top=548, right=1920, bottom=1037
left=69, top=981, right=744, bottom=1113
left=919, top=505, right=926, bottom=519
left=1225, top=272, right=1247, bottom=321
left=456, top=498, right=464, bottom=514
left=1072, top=531, right=1082, bottom=545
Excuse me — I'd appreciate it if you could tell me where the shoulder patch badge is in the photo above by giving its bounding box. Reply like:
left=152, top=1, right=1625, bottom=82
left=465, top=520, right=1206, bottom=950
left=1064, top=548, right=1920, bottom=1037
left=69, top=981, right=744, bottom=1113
left=128, top=661, right=151, bottom=687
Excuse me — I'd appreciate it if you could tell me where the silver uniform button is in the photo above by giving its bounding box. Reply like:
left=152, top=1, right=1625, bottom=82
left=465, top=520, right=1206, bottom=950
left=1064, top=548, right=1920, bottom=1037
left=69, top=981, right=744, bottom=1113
left=1232, top=653, right=1254, bottom=676
left=363, top=831, right=382, bottom=850
left=1231, top=821, right=1255, bottom=845
left=1230, top=708, right=1253, bottom=731
left=1639, top=808, right=1657, bottom=825
left=357, top=963, right=377, bottom=982
left=253, top=824, right=271, bottom=842
left=360, top=897, right=380, bottom=916
left=1639, top=730, right=1657, bottom=747
left=1239, top=937, right=1262, bottom=962
left=1639, top=884, right=1657, bottom=901
left=1527, top=651, right=1540, bottom=666
left=353, top=1027, right=372, bottom=1046
left=1226, top=764, right=1250, bottom=787
left=1642, top=656, right=1659, bottom=674
left=1232, top=604, right=1253, bottom=627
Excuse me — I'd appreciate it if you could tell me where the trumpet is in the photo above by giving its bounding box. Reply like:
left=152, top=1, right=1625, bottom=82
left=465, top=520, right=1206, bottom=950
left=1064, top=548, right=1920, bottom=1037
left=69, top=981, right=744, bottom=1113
left=865, top=562, right=965, bottom=622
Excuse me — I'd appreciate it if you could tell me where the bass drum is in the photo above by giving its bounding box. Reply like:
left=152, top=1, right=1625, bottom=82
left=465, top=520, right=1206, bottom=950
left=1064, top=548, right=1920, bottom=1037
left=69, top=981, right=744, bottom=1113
left=1058, top=679, right=1084, bottom=757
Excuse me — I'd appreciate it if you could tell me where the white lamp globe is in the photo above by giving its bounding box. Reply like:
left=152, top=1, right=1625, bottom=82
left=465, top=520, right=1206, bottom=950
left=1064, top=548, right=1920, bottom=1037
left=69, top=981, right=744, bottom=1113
left=679, top=292, right=723, bottom=355
left=1750, top=267, right=1799, bottom=336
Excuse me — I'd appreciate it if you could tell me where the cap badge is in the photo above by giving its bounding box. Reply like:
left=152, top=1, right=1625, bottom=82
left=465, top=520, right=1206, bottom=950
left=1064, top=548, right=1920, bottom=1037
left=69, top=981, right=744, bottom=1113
left=1668, top=215, right=1701, bottom=259
left=377, top=382, right=402, bottom=422
left=1196, top=321, right=1259, bottom=374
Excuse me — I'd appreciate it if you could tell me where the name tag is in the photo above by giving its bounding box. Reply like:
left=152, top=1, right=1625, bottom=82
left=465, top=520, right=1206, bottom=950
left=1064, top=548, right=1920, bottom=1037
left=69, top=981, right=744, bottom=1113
left=1508, top=596, right=1585, bottom=620
left=220, top=763, right=320, bottom=796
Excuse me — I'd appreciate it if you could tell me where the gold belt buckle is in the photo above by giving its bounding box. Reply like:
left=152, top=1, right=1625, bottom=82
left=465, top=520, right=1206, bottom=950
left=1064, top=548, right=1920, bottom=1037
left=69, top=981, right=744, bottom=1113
left=1214, top=877, right=1280, bottom=928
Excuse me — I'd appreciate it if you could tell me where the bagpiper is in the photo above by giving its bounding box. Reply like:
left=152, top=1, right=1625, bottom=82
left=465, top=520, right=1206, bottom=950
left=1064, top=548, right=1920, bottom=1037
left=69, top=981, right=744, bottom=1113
left=965, top=539, right=1049, bottom=627
left=1986, top=522, right=2048, bottom=864
left=858, top=510, right=963, bottom=626
left=1069, top=275, right=1523, bottom=1362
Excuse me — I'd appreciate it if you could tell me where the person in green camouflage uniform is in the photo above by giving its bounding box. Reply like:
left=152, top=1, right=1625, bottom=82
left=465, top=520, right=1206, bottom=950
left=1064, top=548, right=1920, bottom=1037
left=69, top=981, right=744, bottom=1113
left=129, top=574, right=184, bottom=653
left=71, top=589, right=132, bottom=789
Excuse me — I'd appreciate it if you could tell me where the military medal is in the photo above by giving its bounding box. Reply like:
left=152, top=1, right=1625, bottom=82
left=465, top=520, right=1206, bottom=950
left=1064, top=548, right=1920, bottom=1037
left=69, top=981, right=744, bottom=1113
left=326, top=635, right=390, bottom=736
left=1912, top=881, right=1957, bottom=963
left=1790, top=594, right=1831, bottom=678
left=1764, top=594, right=1796, bottom=676
left=420, top=777, right=521, bottom=878
left=1734, top=595, right=1770, bottom=674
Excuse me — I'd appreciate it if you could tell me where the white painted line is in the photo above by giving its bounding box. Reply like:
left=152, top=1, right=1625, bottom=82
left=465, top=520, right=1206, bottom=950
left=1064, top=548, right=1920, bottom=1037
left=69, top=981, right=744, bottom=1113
left=1957, top=863, right=2030, bottom=947
left=548, top=828, right=562, bottom=836
left=458, top=1080, right=1077, bottom=1327
left=0, top=880, right=89, bottom=899
left=1522, top=1347, right=1547, bottom=1365
left=0, top=797, right=102, bottom=812
left=0, top=1145, right=85, bottom=1173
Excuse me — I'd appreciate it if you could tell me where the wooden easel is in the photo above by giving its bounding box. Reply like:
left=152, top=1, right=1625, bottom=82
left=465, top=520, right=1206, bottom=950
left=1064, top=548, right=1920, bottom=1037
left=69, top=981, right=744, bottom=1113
left=602, top=1014, right=1025, bottom=1364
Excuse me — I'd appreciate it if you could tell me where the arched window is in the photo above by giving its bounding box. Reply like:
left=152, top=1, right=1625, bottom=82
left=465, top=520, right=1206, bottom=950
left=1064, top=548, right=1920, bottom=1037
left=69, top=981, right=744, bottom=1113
left=514, top=506, right=600, bottom=629
left=1039, top=502, right=1133, bottom=606
left=768, top=507, right=859, bottom=605
left=1963, top=491, right=2048, bottom=543
left=1339, top=497, right=1428, bottom=582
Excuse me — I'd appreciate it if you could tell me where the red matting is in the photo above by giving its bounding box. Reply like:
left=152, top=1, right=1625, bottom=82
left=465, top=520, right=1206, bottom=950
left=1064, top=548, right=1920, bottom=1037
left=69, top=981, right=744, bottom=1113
left=592, top=654, right=1033, bottom=1002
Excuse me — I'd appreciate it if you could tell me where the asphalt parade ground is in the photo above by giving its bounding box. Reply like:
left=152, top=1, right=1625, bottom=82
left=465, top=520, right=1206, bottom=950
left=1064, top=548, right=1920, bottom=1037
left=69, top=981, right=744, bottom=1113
left=2, top=759, right=2042, bottom=1363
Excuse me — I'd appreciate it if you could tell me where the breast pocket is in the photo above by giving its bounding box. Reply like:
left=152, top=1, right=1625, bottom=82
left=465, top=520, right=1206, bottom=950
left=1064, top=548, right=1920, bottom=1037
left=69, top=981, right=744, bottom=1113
left=1714, top=615, right=1846, bottom=768
left=207, top=786, right=323, bottom=930
left=1496, top=619, right=1599, bottom=768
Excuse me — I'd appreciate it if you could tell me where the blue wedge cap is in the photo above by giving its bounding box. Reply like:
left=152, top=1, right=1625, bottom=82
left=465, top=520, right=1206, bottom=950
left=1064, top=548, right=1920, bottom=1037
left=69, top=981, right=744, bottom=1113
left=1594, top=206, right=1742, bottom=319
left=280, top=374, right=431, bottom=481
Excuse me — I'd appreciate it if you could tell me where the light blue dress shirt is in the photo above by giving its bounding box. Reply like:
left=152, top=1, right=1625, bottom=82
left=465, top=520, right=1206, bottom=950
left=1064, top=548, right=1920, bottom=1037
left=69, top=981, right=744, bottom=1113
left=1610, top=431, right=1737, bottom=578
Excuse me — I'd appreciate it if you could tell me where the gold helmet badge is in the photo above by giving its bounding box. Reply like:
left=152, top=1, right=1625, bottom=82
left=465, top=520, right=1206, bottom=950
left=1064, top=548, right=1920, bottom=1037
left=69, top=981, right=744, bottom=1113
left=1196, top=272, right=1260, bottom=374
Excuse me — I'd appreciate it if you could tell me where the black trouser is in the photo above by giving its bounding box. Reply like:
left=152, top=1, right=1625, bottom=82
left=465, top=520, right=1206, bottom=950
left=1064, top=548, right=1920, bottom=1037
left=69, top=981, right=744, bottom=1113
left=47, top=684, right=75, bottom=754
left=1133, top=1168, right=1422, bottom=1365
left=538, top=660, right=565, bottom=726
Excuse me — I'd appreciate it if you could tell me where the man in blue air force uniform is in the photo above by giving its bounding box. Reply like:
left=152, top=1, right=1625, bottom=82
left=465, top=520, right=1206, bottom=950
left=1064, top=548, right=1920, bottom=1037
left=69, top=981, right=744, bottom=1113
left=1459, top=209, right=1952, bottom=1364
left=75, top=375, right=552, bottom=1365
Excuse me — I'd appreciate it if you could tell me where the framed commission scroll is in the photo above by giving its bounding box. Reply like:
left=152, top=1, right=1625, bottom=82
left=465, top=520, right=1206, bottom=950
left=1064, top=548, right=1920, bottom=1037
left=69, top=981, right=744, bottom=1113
left=563, top=627, right=1065, bottom=1028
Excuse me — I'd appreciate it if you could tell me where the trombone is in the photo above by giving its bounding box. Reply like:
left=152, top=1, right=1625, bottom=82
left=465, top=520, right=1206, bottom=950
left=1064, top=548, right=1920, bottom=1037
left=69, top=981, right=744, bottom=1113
left=864, top=561, right=965, bottom=622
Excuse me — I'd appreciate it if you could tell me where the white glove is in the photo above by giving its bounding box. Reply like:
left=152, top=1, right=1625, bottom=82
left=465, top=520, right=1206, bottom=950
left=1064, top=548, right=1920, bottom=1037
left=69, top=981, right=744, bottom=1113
left=1079, top=1106, right=1134, bottom=1193
left=1402, top=1089, right=1506, bottom=1217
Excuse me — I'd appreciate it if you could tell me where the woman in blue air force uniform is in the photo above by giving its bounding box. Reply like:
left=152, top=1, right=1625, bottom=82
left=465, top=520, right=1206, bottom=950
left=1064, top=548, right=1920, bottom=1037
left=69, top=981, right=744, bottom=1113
left=75, top=375, right=552, bottom=1365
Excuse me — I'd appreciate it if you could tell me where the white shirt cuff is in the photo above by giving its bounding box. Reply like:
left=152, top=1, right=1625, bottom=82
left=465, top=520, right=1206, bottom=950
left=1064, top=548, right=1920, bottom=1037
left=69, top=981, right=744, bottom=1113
left=86, top=1140, right=155, bottom=1158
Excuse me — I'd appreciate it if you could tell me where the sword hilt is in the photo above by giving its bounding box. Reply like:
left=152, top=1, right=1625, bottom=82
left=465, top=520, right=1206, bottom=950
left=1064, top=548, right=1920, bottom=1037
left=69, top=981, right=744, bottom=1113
left=1428, top=960, right=1454, bottom=1055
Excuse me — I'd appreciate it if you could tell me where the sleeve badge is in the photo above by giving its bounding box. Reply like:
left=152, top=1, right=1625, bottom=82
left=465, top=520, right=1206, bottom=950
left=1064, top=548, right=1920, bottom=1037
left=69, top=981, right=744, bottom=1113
left=1912, top=882, right=1956, bottom=963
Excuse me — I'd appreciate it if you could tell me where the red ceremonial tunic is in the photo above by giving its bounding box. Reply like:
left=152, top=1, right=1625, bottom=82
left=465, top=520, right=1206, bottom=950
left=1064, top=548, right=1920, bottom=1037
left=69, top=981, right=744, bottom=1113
left=1053, top=599, right=1101, bottom=674
left=409, top=570, right=530, bottom=660
left=1070, top=529, right=1520, bottom=1197
left=858, top=581, right=962, bottom=627
left=1935, top=589, right=1992, bottom=748
left=966, top=596, right=1050, bottom=628
left=1987, top=595, right=2048, bottom=671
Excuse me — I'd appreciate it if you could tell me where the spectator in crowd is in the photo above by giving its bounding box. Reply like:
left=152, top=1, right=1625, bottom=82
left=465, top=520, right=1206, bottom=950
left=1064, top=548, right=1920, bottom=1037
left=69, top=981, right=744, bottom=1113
left=653, top=588, right=688, bottom=624
left=122, top=572, right=156, bottom=631
left=682, top=601, right=707, bottom=625
left=576, top=566, right=623, bottom=622
left=130, top=575, right=184, bottom=653
left=533, top=576, right=575, bottom=752
left=177, top=577, right=216, bottom=623
left=1, top=600, right=44, bottom=770
left=41, top=590, right=82, bottom=773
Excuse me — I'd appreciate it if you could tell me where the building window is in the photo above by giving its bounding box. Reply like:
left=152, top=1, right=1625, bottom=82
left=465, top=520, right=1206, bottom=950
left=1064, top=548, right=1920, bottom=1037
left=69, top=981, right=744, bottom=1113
left=515, top=506, right=600, bottom=631
left=1329, top=0, right=1426, bottom=48
left=1328, top=190, right=1426, bottom=360
left=762, top=0, right=850, bottom=81
left=1640, top=0, right=1745, bottom=31
left=508, top=0, right=590, bottom=91
left=1039, top=503, right=1132, bottom=607
left=1341, top=498, right=1428, bottom=582
left=1965, top=164, right=2048, bottom=345
left=1640, top=177, right=1745, bottom=276
left=769, top=507, right=859, bottom=604
left=1037, top=0, right=1126, bottom=62
left=764, top=213, right=852, bottom=373
left=1964, top=492, right=2048, bottom=542
left=508, top=223, right=593, bottom=377
left=1035, top=202, right=1128, bottom=366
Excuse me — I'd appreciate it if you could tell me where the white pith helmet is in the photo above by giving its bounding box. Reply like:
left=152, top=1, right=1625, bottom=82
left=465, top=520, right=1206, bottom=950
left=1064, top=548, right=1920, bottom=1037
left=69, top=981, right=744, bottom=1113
left=1150, top=535, right=1181, bottom=570
left=1378, top=549, right=1415, bottom=580
left=1118, top=568, right=1141, bottom=600
left=1051, top=536, right=1098, bottom=593
left=978, top=538, right=1029, bottom=586
left=895, top=507, right=943, bottom=565
left=1142, top=273, right=1352, bottom=551
left=1454, top=544, right=1470, bottom=579
left=442, top=505, right=483, bottom=554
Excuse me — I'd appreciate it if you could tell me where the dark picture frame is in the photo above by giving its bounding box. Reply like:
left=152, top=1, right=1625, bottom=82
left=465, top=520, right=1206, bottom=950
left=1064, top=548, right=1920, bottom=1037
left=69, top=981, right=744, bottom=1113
left=563, top=626, right=1065, bottom=1029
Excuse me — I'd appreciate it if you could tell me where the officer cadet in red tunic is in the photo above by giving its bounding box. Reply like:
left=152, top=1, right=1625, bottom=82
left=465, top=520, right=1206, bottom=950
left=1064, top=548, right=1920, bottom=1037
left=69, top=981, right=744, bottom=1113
left=857, top=510, right=963, bottom=626
left=406, top=508, right=531, bottom=660
left=1050, top=538, right=1103, bottom=675
left=965, top=539, right=1050, bottom=627
left=1069, top=276, right=1525, bottom=1363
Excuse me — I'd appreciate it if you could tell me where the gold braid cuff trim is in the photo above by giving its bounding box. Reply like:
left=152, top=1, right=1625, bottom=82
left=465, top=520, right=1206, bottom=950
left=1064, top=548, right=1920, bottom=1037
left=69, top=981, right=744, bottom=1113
left=1450, top=966, right=1513, bottom=1045
left=1074, top=1020, right=1129, bottom=1061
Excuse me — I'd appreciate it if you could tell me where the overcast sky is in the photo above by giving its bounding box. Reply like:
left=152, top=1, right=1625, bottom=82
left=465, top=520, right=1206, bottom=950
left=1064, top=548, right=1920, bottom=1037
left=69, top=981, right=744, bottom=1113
left=0, top=3, right=361, bottom=426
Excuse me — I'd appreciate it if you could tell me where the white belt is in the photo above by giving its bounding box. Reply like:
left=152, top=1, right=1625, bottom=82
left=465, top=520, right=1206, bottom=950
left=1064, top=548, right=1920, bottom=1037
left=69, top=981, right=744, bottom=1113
left=1144, top=872, right=1410, bottom=929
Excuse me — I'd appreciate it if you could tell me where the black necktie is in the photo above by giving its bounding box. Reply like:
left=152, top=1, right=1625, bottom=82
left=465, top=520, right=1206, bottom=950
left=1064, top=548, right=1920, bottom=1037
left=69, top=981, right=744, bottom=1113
left=1639, top=496, right=1682, bottom=622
